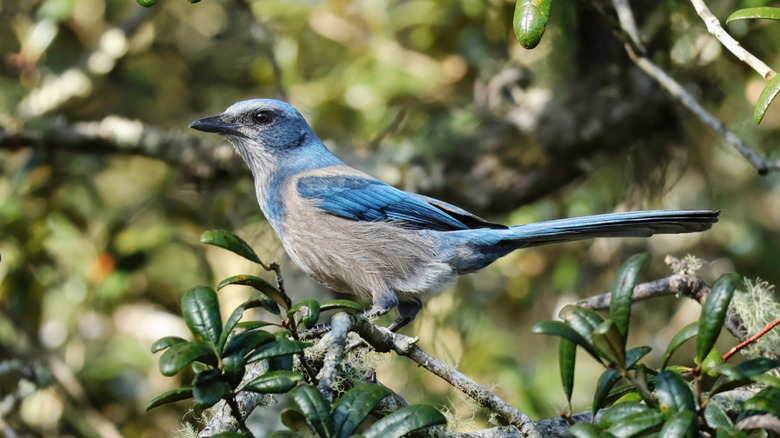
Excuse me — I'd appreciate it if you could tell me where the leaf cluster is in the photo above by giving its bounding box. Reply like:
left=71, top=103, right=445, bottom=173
left=147, top=230, right=445, bottom=437
left=533, top=255, right=780, bottom=437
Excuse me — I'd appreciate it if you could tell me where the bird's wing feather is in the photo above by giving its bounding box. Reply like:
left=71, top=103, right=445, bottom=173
left=296, top=175, right=474, bottom=231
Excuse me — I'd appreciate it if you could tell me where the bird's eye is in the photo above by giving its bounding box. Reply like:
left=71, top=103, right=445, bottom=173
left=253, top=111, right=272, bottom=124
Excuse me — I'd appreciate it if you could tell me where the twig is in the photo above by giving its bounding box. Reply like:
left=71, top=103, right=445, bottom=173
left=611, top=0, right=645, bottom=53
left=316, top=313, right=351, bottom=402
left=624, top=44, right=780, bottom=174
left=690, top=0, right=776, bottom=80
left=721, top=315, right=780, bottom=362
left=349, top=315, right=544, bottom=438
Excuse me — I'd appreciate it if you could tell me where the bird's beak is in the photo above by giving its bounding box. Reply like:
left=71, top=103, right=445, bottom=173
left=189, top=115, right=242, bottom=136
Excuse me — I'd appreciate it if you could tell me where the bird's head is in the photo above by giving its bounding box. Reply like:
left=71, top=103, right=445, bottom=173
left=189, top=99, right=321, bottom=165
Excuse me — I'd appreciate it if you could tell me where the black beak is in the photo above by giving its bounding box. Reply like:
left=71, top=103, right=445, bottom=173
left=189, top=115, right=241, bottom=135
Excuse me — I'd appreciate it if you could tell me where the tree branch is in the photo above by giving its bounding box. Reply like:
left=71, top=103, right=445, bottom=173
left=689, top=0, right=776, bottom=80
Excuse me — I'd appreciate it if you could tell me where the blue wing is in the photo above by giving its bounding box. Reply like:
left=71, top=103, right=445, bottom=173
left=297, top=175, right=505, bottom=231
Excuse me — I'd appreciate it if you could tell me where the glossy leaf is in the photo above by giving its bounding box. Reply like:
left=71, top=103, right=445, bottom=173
left=159, top=341, right=216, bottom=376
left=701, top=347, right=723, bottom=377
left=559, top=338, right=576, bottom=403
left=224, top=330, right=275, bottom=358
left=592, top=321, right=626, bottom=368
left=593, top=369, right=622, bottom=414
left=182, top=286, right=222, bottom=349
left=610, top=253, right=647, bottom=343
left=291, top=385, right=331, bottom=438
left=319, top=299, right=364, bottom=312
left=136, top=0, right=157, bottom=7
left=697, top=273, right=739, bottom=364
left=660, top=410, right=696, bottom=438
left=235, top=321, right=277, bottom=330
left=290, top=299, right=321, bottom=329
left=193, top=369, right=231, bottom=408
left=754, top=72, right=780, bottom=124
left=705, top=401, right=734, bottom=428
left=201, top=229, right=264, bottom=266
left=244, top=370, right=303, bottom=394
left=332, top=383, right=390, bottom=438
left=245, top=339, right=311, bottom=364
left=569, top=422, right=617, bottom=438
left=598, top=402, right=664, bottom=437
left=661, top=322, right=698, bottom=370
left=280, top=408, right=311, bottom=434
left=269, top=431, right=306, bottom=438
left=218, top=274, right=290, bottom=310
left=655, top=370, right=696, bottom=418
left=726, top=7, right=780, bottom=24
left=145, top=387, right=193, bottom=411
left=362, top=405, right=446, bottom=438
left=222, top=352, right=246, bottom=387
left=532, top=321, right=602, bottom=362
left=559, top=305, right=604, bottom=342
left=513, top=0, right=553, bottom=49
left=712, top=357, right=780, bottom=394
left=742, top=387, right=780, bottom=416
left=715, top=428, right=750, bottom=438
left=218, top=303, right=250, bottom=356
left=151, top=336, right=188, bottom=353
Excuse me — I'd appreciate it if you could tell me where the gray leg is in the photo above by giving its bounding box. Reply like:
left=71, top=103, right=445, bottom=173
left=387, top=298, right=422, bottom=332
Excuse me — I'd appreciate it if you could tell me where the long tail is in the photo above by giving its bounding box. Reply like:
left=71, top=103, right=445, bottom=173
left=505, top=209, right=719, bottom=248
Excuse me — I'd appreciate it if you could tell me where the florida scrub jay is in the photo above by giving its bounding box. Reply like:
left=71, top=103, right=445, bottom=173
left=190, top=99, right=718, bottom=331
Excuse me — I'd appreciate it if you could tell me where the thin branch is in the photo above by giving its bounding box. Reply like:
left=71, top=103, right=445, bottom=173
left=623, top=44, right=780, bottom=174
left=722, top=315, right=780, bottom=362
left=611, top=0, right=645, bottom=53
left=690, top=0, right=776, bottom=80
left=348, top=315, right=544, bottom=438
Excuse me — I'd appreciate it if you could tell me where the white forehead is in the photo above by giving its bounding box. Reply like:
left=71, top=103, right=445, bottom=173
left=224, top=99, right=302, bottom=118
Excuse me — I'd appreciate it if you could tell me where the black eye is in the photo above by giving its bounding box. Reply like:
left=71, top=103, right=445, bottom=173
left=253, top=111, right=272, bottom=124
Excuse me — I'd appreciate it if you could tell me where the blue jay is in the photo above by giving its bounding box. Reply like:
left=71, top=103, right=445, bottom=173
left=190, top=99, right=718, bottom=331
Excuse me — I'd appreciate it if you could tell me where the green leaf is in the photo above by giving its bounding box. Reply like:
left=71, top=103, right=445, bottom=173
left=235, top=321, right=277, bottom=330
left=291, top=386, right=331, bottom=438
left=159, top=341, right=216, bottom=376
left=659, top=410, right=695, bottom=438
left=200, top=229, right=264, bottom=266
left=655, top=371, right=696, bottom=419
left=754, top=72, right=780, bottom=124
left=218, top=303, right=249, bottom=356
left=711, top=357, right=780, bottom=394
left=513, top=0, right=553, bottom=49
left=661, top=322, right=698, bottom=370
left=559, top=305, right=604, bottom=342
left=222, top=352, right=246, bottom=387
left=743, top=387, right=780, bottom=416
left=559, top=338, right=576, bottom=404
left=705, top=401, right=734, bottom=428
left=715, top=428, right=750, bottom=438
left=726, top=7, right=780, bottom=24
left=625, top=346, right=652, bottom=369
left=598, top=402, right=664, bottom=437
left=592, top=320, right=626, bottom=368
left=569, top=422, right=617, bottom=438
left=281, top=408, right=312, bottom=435
left=182, top=286, right=222, bottom=349
left=363, top=405, right=446, bottom=438
left=151, top=336, right=188, bottom=353
left=532, top=321, right=603, bottom=363
left=245, top=339, right=312, bottom=364
left=696, top=273, right=739, bottom=364
left=332, top=383, right=390, bottom=438
left=218, top=274, right=290, bottom=310
left=243, top=370, right=303, bottom=394
left=593, top=369, right=622, bottom=414
left=701, top=347, right=723, bottom=377
left=145, top=387, right=193, bottom=410
left=610, top=254, right=647, bottom=344
left=224, top=330, right=275, bottom=358
left=290, top=299, right=321, bottom=329
left=319, top=299, right=364, bottom=313
left=193, top=369, right=231, bottom=408
left=136, top=0, right=157, bottom=7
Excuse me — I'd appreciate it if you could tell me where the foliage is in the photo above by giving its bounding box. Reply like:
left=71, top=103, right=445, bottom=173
left=147, top=230, right=445, bottom=437
left=534, top=256, right=780, bottom=437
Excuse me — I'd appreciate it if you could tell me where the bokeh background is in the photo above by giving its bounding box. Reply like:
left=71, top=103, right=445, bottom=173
left=2, top=0, right=780, bottom=436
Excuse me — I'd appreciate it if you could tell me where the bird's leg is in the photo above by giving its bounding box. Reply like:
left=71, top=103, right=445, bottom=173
left=387, top=298, right=422, bottom=332
left=363, top=288, right=399, bottom=321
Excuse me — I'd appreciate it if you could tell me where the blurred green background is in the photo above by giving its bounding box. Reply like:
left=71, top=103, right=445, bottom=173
left=1, top=0, right=780, bottom=436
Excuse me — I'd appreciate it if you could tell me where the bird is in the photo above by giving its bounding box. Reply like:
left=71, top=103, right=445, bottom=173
left=190, top=99, right=719, bottom=332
